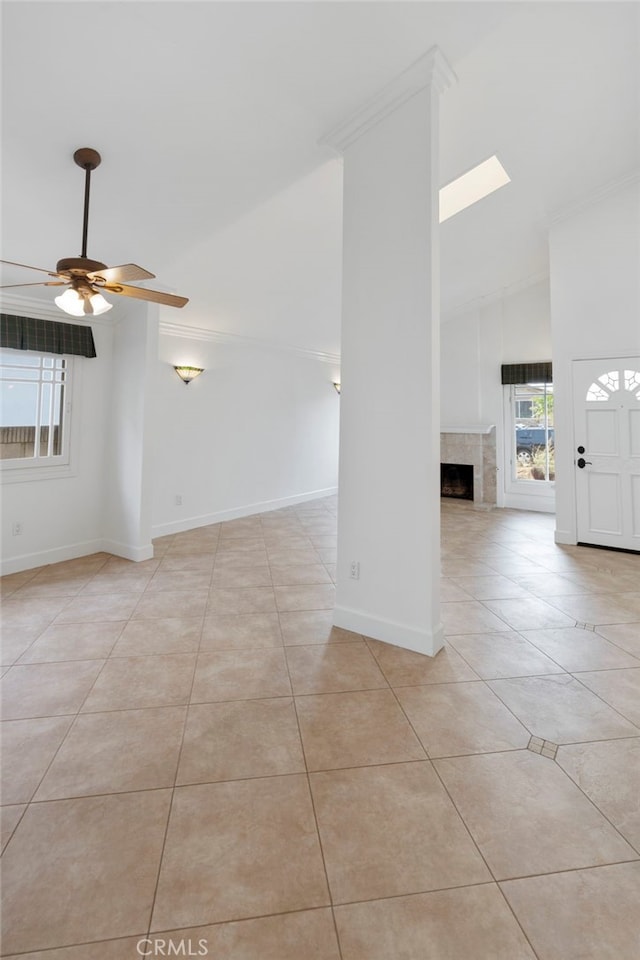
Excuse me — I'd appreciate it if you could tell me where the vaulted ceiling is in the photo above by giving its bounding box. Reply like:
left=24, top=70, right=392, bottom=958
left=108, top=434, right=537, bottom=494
left=2, top=2, right=638, bottom=355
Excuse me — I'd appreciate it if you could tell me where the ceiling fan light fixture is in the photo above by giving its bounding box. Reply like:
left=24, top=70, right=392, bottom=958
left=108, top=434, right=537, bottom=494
left=87, top=292, right=113, bottom=316
left=54, top=285, right=113, bottom=317
left=55, top=287, right=87, bottom=317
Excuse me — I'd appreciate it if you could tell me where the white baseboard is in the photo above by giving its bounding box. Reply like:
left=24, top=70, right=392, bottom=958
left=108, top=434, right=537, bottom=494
left=554, top=528, right=576, bottom=545
left=151, top=487, right=339, bottom=539
left=1, top=537, right=154, bottom=575
left=101, top=540, right=155, bottom=562
left=1, top=487, right=338, bottom=575
left=503, top=492, right=555, bottom=513
left=333, top=604, right=444, bottom=658
left=1, top=539, right=107, bottom=576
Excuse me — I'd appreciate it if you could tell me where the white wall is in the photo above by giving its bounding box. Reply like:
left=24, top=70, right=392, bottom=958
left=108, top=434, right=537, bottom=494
left=550, top=176, right=640, bottom=543
left=441, top=277, right=553, bottom=509
left=441, top=278, right=551, bottom=427
left=151, top=329, right=340, bottom=536
left=165, top=161, right=343, bottom=358
left=1, top=304, right=340, bottom=573
left=1, top=304, right=114, bottom=574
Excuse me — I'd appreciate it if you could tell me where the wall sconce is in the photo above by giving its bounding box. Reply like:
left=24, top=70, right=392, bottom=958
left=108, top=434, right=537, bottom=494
left=332, top=381, right=341, bottom=394
left=174, top=366, right=204, bottom=384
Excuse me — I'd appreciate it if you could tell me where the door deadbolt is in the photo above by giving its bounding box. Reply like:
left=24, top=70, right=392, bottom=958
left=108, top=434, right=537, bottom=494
left=577, top=445, right=585, bottom=454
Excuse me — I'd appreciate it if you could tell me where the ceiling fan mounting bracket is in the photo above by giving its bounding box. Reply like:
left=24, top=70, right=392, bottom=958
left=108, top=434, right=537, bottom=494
left=73, top=148, right=101, bottom=171
left=69, top=277, right=95, bottom=297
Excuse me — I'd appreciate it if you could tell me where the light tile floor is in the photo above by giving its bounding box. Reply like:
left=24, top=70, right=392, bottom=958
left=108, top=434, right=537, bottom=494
left=1, top=496, right=640, bottom=959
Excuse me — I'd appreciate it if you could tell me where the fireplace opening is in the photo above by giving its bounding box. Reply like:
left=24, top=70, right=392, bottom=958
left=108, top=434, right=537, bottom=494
left=441, top=463, right=474, bottom=501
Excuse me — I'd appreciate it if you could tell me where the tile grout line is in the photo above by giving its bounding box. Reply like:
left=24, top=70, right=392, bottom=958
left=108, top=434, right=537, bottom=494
left=375, top=670, right=540, bottom=956
left=565, top=670, right=640, bottom=732
left=279, top=602, right=344, bottom=960
left=143, top=574, right=209, bottom=941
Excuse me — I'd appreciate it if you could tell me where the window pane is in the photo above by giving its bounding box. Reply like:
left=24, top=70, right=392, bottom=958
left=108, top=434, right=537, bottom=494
left=0, top=381, right=38, bottom=459
left=513, top=383, right=554, bottom=482
left=39, top=382, right=51, bottom=456
left=53, top=383, right=64, bottom=455
left=0, top=365, right=41, bottom=380
left=1, top=353, right=41, bottom=368
left=0, top=352, right=69, bottom=464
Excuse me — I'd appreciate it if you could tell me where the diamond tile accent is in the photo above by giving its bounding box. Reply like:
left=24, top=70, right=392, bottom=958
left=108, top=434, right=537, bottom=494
left=528, top=734, right=558, bottom=760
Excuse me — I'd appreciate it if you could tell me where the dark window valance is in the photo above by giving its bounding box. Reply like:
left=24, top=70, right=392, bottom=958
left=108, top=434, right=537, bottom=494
left=501, top=361, right=552, bottom=385
left=0, top=313, right=97, bottom=358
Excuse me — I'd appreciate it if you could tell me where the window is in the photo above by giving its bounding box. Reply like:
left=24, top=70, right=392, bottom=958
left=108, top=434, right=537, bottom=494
left=509, top=382, right=554, bottom=483
left=0, top=350, right=71, bottom=470
left=514, top=398, right=533, bottom=420
left=586, top=369, right=640, bottom=402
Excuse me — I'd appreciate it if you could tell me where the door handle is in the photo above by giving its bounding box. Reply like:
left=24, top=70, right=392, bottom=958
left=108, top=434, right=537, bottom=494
left=577, top=458, right=592, bottom=468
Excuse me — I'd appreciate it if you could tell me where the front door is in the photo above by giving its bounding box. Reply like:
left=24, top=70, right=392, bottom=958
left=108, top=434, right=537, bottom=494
left=573, top=358, right=640, bottom=552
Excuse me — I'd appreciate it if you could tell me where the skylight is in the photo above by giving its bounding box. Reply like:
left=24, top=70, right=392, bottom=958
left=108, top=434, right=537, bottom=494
left=439, top=155, right=511, bottom=223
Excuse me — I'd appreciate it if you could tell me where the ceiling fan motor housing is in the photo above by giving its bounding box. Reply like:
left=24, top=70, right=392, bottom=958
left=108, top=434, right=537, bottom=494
left=55, top=258, right=108, bottom=278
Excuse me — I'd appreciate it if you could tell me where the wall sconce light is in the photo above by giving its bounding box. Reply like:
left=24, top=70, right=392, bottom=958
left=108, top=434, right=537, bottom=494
left=332, top=381, right=341, bottom=394
left=174, top=366, right=204, bottom=384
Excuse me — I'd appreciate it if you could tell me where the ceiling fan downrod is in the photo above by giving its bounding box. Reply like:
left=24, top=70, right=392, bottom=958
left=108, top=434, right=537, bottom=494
left=73, top=148, right=101, bottom=259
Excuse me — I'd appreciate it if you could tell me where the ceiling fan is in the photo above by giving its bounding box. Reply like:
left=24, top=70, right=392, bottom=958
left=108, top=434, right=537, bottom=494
left=0, top=148, right=188, bottom=316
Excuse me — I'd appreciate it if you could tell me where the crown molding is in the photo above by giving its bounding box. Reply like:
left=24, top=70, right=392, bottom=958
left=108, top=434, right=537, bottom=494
left=320, top=46, right=457, bottom=154
left=159, top=320, right=340, bottom=366
left=549, top=169, right=640, bottom=226
left=443, top=270, right=550, bottom=321
left=159, top=320, right=239, bottom=344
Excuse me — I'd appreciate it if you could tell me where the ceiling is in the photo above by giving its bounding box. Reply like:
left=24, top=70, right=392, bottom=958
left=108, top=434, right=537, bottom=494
left=1, top=2, right=638, bottom=355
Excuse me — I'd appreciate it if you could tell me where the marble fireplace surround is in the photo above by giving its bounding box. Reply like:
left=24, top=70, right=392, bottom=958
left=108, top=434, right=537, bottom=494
left=440, top=425, right=497, bottom=505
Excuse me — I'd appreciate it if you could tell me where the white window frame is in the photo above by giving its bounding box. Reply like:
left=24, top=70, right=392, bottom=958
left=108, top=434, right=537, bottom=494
left=1, top=348, right=77, bottom=483
left=502, top=383, right=555, bottom=509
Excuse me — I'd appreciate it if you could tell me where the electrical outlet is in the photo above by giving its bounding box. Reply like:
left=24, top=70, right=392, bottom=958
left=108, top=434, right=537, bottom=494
left=12, top=521, right=23, bottom=536
left=175, top=495, right=183, bottom=506
left=349, top=560, right=360, bottom=580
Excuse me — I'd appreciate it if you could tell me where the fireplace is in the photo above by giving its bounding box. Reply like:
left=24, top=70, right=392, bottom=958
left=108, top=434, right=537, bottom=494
left=440, top=463, right=474, bottom=501
left=440, top=425, right=496, bottom=506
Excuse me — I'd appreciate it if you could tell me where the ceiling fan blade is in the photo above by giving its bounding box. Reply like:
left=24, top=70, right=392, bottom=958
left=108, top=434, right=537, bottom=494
left=86, top=263, right=156, bottom=284
left=1, top=258, right=58, bottom=277
left=103, top=282, right=188, bottom=308
left=0, top=281, right=67, bottom=289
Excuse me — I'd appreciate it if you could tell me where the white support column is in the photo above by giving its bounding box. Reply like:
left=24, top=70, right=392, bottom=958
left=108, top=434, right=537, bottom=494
left=322, top=48, right=456, bottom=656
left=102, top=302, right=158, bottom=562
